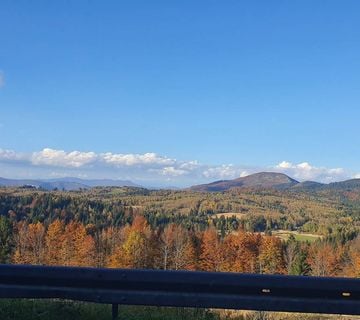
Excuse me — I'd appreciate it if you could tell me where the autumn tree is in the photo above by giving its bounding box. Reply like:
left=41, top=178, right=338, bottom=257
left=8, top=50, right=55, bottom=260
left=182, top=231, right=198, bottom=271
left=237, top=232, right=261, bottom=273
left=0, top=216, right=13, bottom=263
left=259, top=236, right=285, bottom=274
left=307, top=242, right=343, bottom=277
left=13, top=222, right=45, bottom=265
left=108, top=229, right=146, bottom=268
left=108, top=215, right=153, bottom=269
left=345, top=236, right=360, bottom=277
left=222, top=231, right=261, bottom=273
left=44, top=219, right=65, bottom=265
left=159, top=224, right=196, bottom=270
left=93, top=226, right=123, bottom=267
left=160, top=224, right=175, bottom=270
left=61, top=221, right=95, bottom=267
left=200, top=228, right=223, bottom=271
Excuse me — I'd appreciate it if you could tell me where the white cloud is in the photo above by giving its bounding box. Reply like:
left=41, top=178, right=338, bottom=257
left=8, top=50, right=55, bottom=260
left=274, top=161, right=347, bottom=183
left=0, top=146, right=358, bottom=186
left=353, top=174, right=360, bottom=179
left=0, top=71, right=4, bottom=88
left=101, top=152, right=175, bottom=167
left=159, top=166, right=188, bottom=177
left=240, top=170, right=251, bottom=177
left=32, top=148, right=98, bottom=168
left=202, top=164, right=246, bottom=180
left=277, top=161, right=293, bottom=169
left=0, top=148, right=26, bottom=161
left=179, top=160, right=200, bottom=171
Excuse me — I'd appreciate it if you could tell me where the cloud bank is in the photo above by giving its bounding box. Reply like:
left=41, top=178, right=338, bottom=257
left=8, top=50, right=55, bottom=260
left=32, top=148, right=98, bottom=168
left=275, top=161, right=347, bottom=183
left=0, top=147, right=358, bottom=187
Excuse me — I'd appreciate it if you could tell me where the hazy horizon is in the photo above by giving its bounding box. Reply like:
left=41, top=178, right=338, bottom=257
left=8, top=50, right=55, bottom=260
left=0, top=152, right=358, bottom=189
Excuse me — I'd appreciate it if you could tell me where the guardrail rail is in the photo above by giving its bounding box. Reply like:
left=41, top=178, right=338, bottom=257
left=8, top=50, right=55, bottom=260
left=0, top=264, right=359, bottom=319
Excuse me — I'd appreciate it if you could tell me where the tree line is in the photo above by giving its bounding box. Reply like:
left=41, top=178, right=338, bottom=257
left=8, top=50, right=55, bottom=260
left=1, top=187, right=358, bottom=237
left=1, top=215, right=359, bottom=277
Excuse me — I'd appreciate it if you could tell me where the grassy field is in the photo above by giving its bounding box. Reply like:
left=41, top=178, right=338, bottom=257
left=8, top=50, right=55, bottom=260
left=271, top=230, right=322, bottom=242
left=0, top=300, right=218, bottom=320
left=1, top=300, right=359, bottom=320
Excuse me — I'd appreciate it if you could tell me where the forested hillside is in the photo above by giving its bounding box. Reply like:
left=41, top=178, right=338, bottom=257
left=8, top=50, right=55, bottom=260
left=0, top=186, right=359, bottom=277
left=1, top=185, right=358, bottom=234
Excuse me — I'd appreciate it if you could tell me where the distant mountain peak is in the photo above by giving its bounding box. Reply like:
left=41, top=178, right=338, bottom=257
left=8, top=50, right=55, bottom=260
left=190, top=172, right=299, bottom=192
left=235, top=171, right=298, bottom=183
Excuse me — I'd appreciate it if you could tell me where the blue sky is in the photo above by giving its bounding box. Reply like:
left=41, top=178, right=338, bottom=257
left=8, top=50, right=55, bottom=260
left=0, top=1, right=359, bottom=186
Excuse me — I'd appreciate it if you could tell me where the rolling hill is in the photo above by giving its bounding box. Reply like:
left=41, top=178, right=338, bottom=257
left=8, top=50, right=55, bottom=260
left=190, top=172, right=360, bottom=194
left=190, top=172, right=299, bottom=192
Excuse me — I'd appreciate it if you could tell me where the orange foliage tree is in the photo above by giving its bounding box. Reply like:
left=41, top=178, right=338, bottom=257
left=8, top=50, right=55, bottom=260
left=60, top=221, right=96, bottom=267
left=45, top=219, right=65, bottom=265
left=307, top=242, right=343, bottom=277
left=13, top=222, right=46, bottom=265
left=345, top=237, right=360, bottom=277
left=222, top=231, right=261, bottom=273
left=199, top=228, right=223, bottom=271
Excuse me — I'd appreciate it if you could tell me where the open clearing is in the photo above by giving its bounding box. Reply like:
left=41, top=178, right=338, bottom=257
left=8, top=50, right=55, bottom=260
left=213, top=212, right=246, bottom=218
left=271, top=230, right=322, bottom=242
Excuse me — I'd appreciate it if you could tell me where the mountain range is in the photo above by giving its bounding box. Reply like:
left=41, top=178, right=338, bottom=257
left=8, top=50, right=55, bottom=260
left=1, top=172, right=360, bottom=192
left=190, top=172, right=360, bottom=192
left=0, top=177, right=141, bottom=191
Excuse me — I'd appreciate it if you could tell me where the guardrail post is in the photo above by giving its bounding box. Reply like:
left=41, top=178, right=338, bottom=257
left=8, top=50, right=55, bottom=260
left=112, top=304, right=119, bottom=320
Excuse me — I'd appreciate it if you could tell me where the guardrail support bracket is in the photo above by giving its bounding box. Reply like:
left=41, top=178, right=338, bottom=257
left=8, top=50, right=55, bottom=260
left=112, top=303, right=119, bottom=320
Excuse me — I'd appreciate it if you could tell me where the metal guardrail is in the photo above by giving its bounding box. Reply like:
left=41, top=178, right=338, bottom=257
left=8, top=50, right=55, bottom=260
left=0, top=264, right=359, bottom=319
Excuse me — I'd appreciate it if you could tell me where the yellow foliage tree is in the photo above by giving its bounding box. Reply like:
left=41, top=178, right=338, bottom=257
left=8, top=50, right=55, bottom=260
left=259, top=236, right=284, bottom=274
left=45, top=219, right=65, bottom=266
